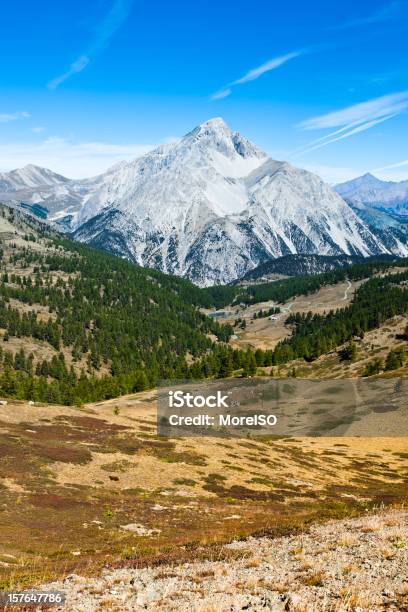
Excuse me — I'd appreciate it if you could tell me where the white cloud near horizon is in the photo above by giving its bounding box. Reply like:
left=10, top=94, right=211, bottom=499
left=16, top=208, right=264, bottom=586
left=211, top=51, right=303, bottom=100
left=48, top=0, right=134, bottom=89
left=291, top=91, right=408, bottom=158
left=302, top=163, right=365, bottom=184
left=0, top=111, right=30, bottom=123
left=0, top=137, right=156, bottom=178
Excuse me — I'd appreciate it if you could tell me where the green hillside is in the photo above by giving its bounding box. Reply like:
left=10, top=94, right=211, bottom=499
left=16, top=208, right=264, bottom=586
left=0, top=204, right=407, bottom=405
left=0, top=206, right=236, bottom=404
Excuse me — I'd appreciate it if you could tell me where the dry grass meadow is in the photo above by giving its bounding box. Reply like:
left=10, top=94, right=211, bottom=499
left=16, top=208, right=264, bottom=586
left=0, top=389, right=407, bottom=591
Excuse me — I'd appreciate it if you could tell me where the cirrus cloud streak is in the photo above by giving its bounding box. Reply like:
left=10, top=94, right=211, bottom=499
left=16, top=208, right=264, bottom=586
left=48, top=0, right=134, bottom=89
left=291, top=91, right=408, bottom=158
left=211, top=50, right=304, bottom=100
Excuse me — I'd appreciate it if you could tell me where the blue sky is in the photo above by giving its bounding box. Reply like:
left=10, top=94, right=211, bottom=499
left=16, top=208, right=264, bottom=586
left=1, top=0, right=407, bottom=182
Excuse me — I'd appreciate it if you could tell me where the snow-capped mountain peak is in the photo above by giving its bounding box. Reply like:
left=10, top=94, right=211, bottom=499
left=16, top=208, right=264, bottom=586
left=1, top=118, right=407, bottom=285
left=75, top=118, right=268, bottom=226
left=0, top=164, right=69, bottom=192
left=186, top=117, right=265, bottom=159
left=336, top=172, right=388, bottom=196
left=71, top=118, right=407, bottom=285
left=354, top=172, right=384, bottom=186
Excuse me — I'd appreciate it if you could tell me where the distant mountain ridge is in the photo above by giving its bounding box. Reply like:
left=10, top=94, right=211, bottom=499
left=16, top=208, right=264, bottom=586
left=0, top=164, right=69, bottom=192
left=1, top=119, right=407, bottom=285
left=0, top=164, right=89, bottom=227
left=335, top=173, right=408, bottom=218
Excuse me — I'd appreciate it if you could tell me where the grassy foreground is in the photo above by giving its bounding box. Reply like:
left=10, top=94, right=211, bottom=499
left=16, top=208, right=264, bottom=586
left=0, top=392, right=407, bottom=590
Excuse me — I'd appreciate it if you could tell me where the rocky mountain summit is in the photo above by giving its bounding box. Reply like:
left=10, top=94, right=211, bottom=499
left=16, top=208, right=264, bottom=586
left=1, top=119, right=407, bottom=285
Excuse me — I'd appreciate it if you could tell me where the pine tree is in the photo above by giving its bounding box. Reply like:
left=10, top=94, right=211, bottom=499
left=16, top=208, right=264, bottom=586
left=243, top=351, right=257, bottom=377
left=339, top=341, right=357, bottom=362
left=217, top=353, right=233, bottom=378
left=385, top=350, right=402, bottom=371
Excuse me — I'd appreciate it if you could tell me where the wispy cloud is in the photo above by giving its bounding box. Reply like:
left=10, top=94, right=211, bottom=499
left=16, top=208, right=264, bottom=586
left=48, top=56, right=91, bottom=90
left=291, top=91, right=408, bottom=157
left=331, top=0, right=403, bottom=30
left=31, top=126, right=46, bottom=133
left=48, top=0, right=134, bottom=89
left=0, top=111, right=30, bottom=123
left=211, top=88, right=232, bottom=100
left=298, top=91, right=408, bottom=130
left=0, top=137, right=156, bottom=178
left=210, top=50, right=304, bottom=100
left=232, top=51, right=302, bottom=85
left=370, top=158, right=408, bottom=181
left=373, top=159, right=408, bottom=172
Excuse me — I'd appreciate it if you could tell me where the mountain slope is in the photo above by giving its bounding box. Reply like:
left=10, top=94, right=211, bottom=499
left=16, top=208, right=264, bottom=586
left=0, top=203, right=238, bottom=405
left=72, top=118, right=407, bottom=285
left=0, top=164, right=119, bottom=230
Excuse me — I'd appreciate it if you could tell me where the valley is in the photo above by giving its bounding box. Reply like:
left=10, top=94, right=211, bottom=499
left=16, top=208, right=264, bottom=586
left=0, top=202, right=407, bottom=604
left=221, top=274, right=408, bottom=382
left=222, top=279, right=363, bottom=351
left=1, top=202, right=407, bottom=406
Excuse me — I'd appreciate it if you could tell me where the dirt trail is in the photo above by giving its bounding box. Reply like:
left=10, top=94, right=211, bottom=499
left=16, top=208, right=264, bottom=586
left=343, top=279, right=352, bottom=301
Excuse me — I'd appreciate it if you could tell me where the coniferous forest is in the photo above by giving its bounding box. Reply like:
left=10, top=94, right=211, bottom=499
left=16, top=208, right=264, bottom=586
left=0, top=205, right=407, bottom=405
